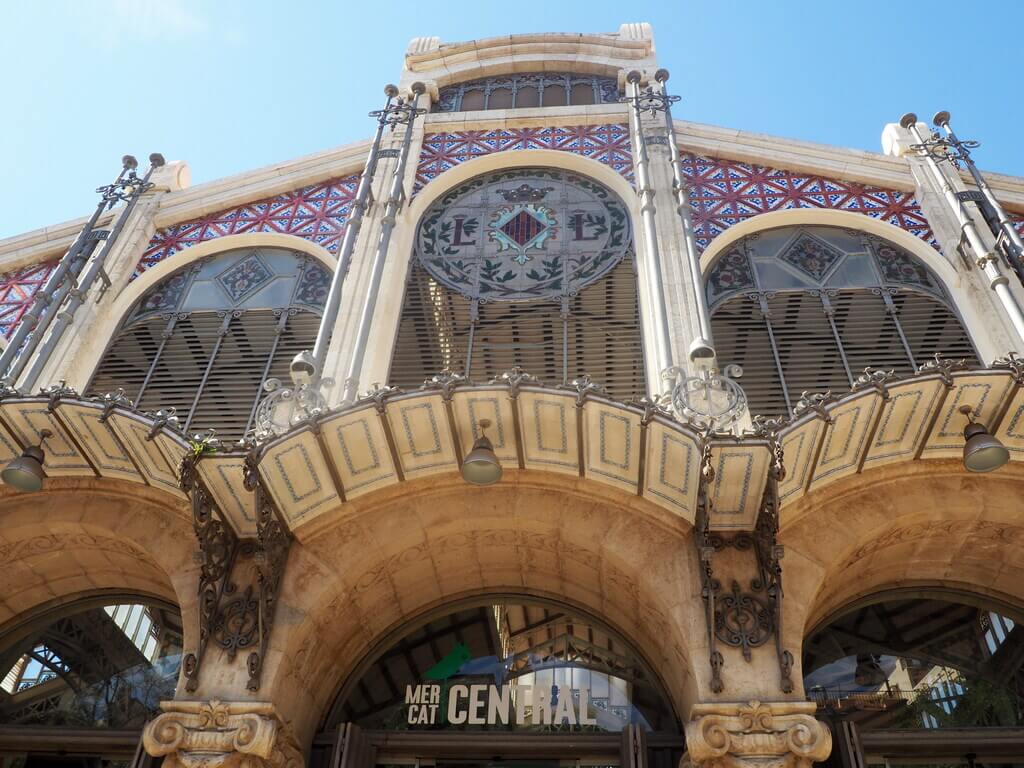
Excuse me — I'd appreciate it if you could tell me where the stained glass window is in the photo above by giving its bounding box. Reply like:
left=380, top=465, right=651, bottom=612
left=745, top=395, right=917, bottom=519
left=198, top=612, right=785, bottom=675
left=87, top=247, right=329, bottom=441
left=392, top=168, right=645, bottom=400
left=436, top=73, right=619, bottom=113
left=707, top=226, right=977, bottom=417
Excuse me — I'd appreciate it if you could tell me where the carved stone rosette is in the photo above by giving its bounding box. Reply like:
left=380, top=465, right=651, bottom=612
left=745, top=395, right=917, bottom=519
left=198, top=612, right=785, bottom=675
left=143, top=700, right=302, bottom=768
left=682, top=700, right=832, bottom=768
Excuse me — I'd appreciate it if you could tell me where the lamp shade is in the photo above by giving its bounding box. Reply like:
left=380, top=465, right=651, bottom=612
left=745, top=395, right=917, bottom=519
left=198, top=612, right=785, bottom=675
left=963, top=421, right=1010, bottom=473
left=461, top=435, right=502, bottom=486
left=2, top=445, right=46, bottom=492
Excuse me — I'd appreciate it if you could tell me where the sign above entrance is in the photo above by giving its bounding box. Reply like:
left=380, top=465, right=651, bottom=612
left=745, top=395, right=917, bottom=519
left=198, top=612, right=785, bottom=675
left=416, top=168, right=632, bottom=301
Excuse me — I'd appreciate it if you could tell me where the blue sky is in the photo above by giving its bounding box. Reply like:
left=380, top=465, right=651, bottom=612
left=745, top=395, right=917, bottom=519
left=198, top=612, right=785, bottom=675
left=1, top=0, right=1020, bottom=238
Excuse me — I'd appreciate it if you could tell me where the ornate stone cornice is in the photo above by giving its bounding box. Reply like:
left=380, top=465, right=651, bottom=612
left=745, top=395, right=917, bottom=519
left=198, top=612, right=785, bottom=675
left=142, top=700, right=302, bottom=768
left=683, top=700, right=831, bottom=768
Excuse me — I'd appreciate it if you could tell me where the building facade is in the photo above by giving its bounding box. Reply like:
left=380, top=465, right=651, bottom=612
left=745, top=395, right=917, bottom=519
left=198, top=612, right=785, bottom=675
left=1, top=23, right=1024, bottom=768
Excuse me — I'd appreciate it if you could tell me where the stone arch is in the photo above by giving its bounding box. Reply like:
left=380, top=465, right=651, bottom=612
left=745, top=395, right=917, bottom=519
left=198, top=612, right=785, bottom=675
left=0, top=477, right=199, bottom=677
left=259, top=480, right=704, bottom=748
left=779, top=459, right=1024, bottom=688
left=67, top=232, right=336, bottom=392
left=365, top=149, right=649, bottom=394
left=697, top=208, right=997, bottom=361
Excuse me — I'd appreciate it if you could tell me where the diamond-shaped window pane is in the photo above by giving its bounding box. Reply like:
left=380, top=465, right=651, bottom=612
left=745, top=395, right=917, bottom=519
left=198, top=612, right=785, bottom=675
left=215, top=253, right=274, bottom=304
left=778, top=233, right=843, bottom=282
left=500, top=210, right=547, bottom=246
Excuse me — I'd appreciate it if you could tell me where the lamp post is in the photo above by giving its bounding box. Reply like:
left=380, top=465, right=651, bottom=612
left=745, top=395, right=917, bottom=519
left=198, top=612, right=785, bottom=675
left=20, top=155, right=165, bottom=392
left=901, top=113, right=1024, bottom=343
left=255, top=84, right=427, bottom=437
left=0, top=157, right=138, bottom=386
left=622, top=71, right=746, bottom=430
left=928, top=111, right=1024, bottom=277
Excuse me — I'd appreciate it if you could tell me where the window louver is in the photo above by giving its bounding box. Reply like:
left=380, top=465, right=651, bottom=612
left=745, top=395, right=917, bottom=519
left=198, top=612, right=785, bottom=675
left=712, top=288, right=977, bottom=419
left=389, top=255, right=646, bottom=401
left=86, top=247, right=327, bottom=443
left=707, top=226, right=979, bottom=419
left=88, top=309, right=321, bottom=442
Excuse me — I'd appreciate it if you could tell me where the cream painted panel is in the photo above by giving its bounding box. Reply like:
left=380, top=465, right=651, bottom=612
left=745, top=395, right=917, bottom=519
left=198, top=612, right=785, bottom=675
left=808, top=391, right=882, bottom=491
left=259, top=430, right=339, bottom=530
left=709, top=442, right=770, bottom=531
left=921, top=371, right=1014, bottom=458
left=56, top=403, right=142, bottom=482
left=642, top=417, right=699, bottom=524
left=0, top=401, right=94, bottom=477
left=385, top=394, right=458, bottom=479
left=777, top=417, right=823, bottom=504
left=451, top=389, right=518, bottom=465
left=863, top=377, right=945, bottom=468
left=517, top=390, right=578, bottom=476
left=320, top=406, right=399, bottom=499
left=199, top=456, right=255, bottom=538
left=582, top=401, right=641, bottom=494
left=107, top=412, right=186, bottom=498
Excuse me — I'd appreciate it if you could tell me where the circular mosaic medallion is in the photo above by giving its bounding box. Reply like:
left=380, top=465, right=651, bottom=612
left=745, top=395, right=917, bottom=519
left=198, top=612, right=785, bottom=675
left=416, top=168, right=631, bottom=301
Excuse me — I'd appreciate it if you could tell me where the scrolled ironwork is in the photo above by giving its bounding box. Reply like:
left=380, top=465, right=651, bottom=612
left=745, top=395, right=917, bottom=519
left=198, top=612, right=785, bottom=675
left=716, top=581, right=772, bottom=660
left=179, top=450, right=240, bottom=693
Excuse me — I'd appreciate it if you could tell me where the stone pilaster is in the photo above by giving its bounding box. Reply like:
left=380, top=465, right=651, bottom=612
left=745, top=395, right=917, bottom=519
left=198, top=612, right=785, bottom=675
left=682, top=700, right=832, bottom=768
left=142, top=700, right=302, bottom=768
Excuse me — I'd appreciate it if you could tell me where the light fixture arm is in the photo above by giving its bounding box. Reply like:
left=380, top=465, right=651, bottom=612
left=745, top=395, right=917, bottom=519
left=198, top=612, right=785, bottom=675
left=901, top=113, right=1024, bottom=343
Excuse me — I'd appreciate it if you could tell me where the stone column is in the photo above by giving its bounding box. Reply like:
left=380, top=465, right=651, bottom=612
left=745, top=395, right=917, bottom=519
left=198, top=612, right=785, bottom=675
left=682, top=700, right=832, bottom=768
left=143, top=700, right=303, bottom=768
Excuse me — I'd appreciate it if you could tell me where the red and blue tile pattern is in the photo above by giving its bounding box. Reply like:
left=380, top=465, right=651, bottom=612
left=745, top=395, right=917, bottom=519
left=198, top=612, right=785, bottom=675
left=138, top=174, right=360, bottom=276
left=679, top=153, right=936, bottom=251
left=0, top=261, right=56, bottom=338
left=415, top=124, right=635, bottom=193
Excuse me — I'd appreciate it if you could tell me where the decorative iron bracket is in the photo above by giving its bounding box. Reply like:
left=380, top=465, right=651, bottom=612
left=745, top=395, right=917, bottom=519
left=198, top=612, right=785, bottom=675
left=243, top=449, right=293, bottom=691
left=180, top=450, right=241, bottom=693
left=178, top=446, right=293, bottom=693
left=694, top=424, right=794, bottom=695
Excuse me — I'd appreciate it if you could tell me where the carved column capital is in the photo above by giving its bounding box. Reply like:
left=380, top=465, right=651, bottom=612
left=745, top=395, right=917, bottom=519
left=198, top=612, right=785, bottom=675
left=143, top=700, right=302, bottom=768
left=682, top=700, right=831, bottom=768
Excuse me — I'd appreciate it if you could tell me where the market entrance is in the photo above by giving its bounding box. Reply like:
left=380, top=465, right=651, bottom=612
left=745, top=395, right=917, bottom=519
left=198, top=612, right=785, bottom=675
left=311, top=598, right=685, bottom=768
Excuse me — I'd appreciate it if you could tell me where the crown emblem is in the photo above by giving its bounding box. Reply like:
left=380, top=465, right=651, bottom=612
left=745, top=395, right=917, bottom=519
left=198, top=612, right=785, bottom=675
left=497, top=184, right=554, bottom=203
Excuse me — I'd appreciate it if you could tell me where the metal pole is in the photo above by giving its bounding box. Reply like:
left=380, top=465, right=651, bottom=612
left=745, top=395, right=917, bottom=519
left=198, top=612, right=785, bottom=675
left=624, top=70, right=674, bottom=381
left=20, top=155, right=165, bottom=390
left=902, top=113, right=1024, bottom=343
left=655, top=69, right=715, bottom=362
left=934, top=111, right=1024, bottom=261
left=308, top=85, right=397, bottom=377
left=341, top=83, right=427, bottom=403
left=0, top=158, right=134, bottom=383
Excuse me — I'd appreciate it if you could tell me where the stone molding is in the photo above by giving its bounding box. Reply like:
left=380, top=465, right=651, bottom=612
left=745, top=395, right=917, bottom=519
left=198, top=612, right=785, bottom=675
left=142, top=700, right=302, bottom=768
left=683, top=700, right=832, bottom=768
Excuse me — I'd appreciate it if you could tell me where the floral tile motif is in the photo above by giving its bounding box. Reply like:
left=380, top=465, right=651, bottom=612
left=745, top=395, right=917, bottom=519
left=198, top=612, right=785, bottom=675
left=415, top=124, right=634, bottom=194
left=706, top=246, right=755, bottom=306
left=0, top=260, right=56, bottom=339
left=679, top=153, right=936, bottom=251
left=873, top=241, right=939, bottom=291
left=779, top=232, right=843, bottom=281
left=138, top=174, right=360, bottom=276
left=215, top=252, right=274, bottom=303
left=294, top=260, right=331, bottom=309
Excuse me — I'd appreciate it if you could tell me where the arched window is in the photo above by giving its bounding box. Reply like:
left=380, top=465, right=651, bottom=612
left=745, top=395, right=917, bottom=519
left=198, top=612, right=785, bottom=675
left=707, top=226, right=978, bottom=418
left=323, top=598, right=679, bottom=734
left=435, top=73, right=619, bottom=113
left=87, top=247, right=329, bottom=442
left=389, top=168, right=646, bottom=400
left=0, top=598, right=182, bottom=727
left=804, top=593, right=1023, bottom=731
